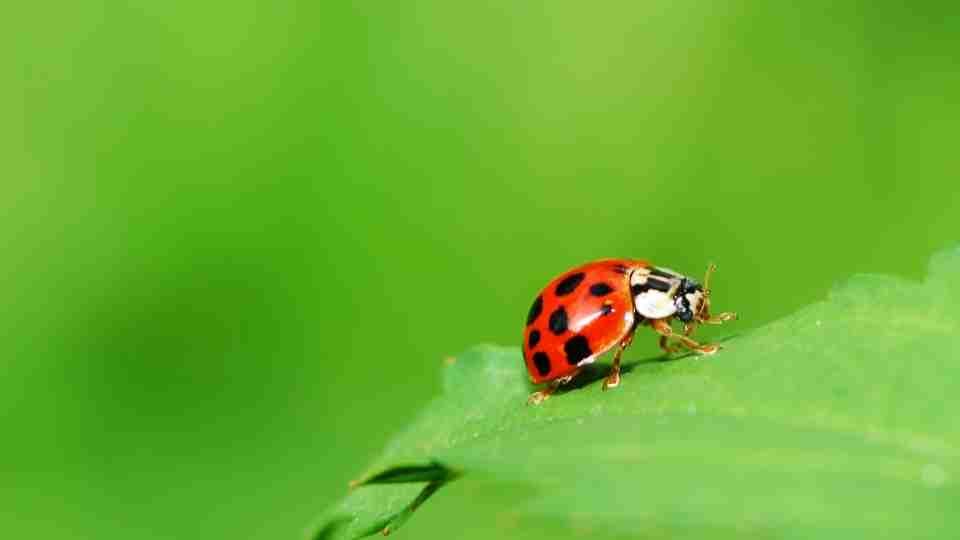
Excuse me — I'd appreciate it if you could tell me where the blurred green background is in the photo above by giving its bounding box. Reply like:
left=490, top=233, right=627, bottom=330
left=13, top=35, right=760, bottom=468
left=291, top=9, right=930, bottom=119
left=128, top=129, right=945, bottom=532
left=3, top=2, right=958, bottom=539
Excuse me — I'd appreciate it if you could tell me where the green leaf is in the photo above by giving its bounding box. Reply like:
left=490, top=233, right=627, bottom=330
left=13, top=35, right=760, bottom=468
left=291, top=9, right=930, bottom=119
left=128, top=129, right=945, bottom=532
left=310, top=517, right=350, bottom=540
left=314, top=247, right=960, bottom=539
left=335, top=462, right=458, bottom=537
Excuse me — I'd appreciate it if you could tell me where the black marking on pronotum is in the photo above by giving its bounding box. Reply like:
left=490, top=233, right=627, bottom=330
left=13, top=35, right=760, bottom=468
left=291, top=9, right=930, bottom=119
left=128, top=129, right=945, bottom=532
left=533, top=351, right=551, bottom=376
left=554, top=272, right=585, bottom=296
left=634, top=277, right=672, bottom=294
left=681, top=278, right=701, bottom=294
left=548, top=306, right=568, bottom=335
left=648, top=277, right=672, bottom=292
left=528, top=329, right=541, bottom=349
left=589, top=282, right=614, bottom=296
left=564, top=335, right=592, bottom=365
left=527, top=295, right=543, bottom=325
left=676, top=294, right=694, bottom=323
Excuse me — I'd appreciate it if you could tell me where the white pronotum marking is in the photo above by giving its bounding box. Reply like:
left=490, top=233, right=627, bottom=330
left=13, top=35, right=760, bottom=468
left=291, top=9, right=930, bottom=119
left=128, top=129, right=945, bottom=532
left=634, top=289, right=677, bottom=319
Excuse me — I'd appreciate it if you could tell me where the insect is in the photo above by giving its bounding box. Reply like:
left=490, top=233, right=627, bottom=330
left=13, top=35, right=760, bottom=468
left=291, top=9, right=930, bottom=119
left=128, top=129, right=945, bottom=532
left=522, top=259, right=736, bottom=404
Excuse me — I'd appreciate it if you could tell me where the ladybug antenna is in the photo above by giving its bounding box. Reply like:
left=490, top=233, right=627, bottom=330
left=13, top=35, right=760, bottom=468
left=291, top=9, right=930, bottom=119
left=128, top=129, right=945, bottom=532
left=696, top=264, right=737, bottom=324
left=702, top=263, right=717, bottom=296
left=695, top=263, right=717, bottom=321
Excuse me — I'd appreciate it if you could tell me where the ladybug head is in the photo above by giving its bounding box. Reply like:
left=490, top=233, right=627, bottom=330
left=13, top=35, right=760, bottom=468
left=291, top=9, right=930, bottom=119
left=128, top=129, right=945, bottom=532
left=673, top=278, right=705, bottom=324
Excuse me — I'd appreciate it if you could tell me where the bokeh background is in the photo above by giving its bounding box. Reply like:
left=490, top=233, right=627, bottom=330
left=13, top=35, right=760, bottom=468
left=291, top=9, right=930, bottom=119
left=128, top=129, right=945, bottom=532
left=4, top=2, right=958, bottom=539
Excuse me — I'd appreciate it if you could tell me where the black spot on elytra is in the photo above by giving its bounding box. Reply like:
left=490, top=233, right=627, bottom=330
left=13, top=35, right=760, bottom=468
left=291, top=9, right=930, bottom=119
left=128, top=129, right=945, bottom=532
left=548, top=306, right=568, bottom=335
left=527, top=295, right=543, bottom=325
left=600, top=303, right=614, bottom=316
left=564, top=335, right=592, bottom=365
left=554, top=272, right=585, bottom=296
left=589, top=282, right=614, bottom=296
left=532, top=351, right=551, bottom=376
left=612, top=264, right=628, bottom=274
left=528, top=329, right=541, bottom=349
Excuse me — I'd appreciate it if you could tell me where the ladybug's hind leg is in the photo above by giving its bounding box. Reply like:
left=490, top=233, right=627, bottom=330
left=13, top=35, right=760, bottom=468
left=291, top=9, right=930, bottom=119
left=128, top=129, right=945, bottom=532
left=527, top=371, right=580, bottom=405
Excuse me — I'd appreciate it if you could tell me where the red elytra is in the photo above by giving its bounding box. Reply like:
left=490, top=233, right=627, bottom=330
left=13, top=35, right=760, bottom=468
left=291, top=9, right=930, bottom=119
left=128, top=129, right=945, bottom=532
left=522, top=258, right=736, bottom=404
left=523, top=259, right=645, bottom=383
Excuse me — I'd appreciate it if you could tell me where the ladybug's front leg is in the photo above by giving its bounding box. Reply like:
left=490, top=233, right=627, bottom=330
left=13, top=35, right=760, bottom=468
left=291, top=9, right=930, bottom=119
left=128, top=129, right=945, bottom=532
left=658, top=334, right=683, bottom=354
left=698, top=312, right=737, bottom=325
left=527, top=371, right=580, bottom=405
left=650, top=318, right=720, bottom=355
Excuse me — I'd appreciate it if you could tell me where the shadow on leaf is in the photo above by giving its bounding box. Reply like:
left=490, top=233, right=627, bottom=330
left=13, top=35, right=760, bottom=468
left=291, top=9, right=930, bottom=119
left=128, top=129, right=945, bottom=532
left=560, top=333, right=741, bottom=392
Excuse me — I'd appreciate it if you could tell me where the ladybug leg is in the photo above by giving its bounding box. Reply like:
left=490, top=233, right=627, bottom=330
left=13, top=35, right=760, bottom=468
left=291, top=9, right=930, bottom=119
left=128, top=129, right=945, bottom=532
left=651, top=318, right=719, bottom=355
left=658, top=334, right=683, bottom=354
left=652, top=319, right=683, bottom=354
left=602, top=336, right=633, bottom=391
left=699, top=312, right=737, bottom=325
left=527, top=371, right=579, bottom=405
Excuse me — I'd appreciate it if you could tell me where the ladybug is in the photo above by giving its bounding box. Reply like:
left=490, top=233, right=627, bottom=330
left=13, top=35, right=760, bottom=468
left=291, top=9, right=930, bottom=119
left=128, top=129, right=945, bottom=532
left=522, top=259, right=736, bottom=404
